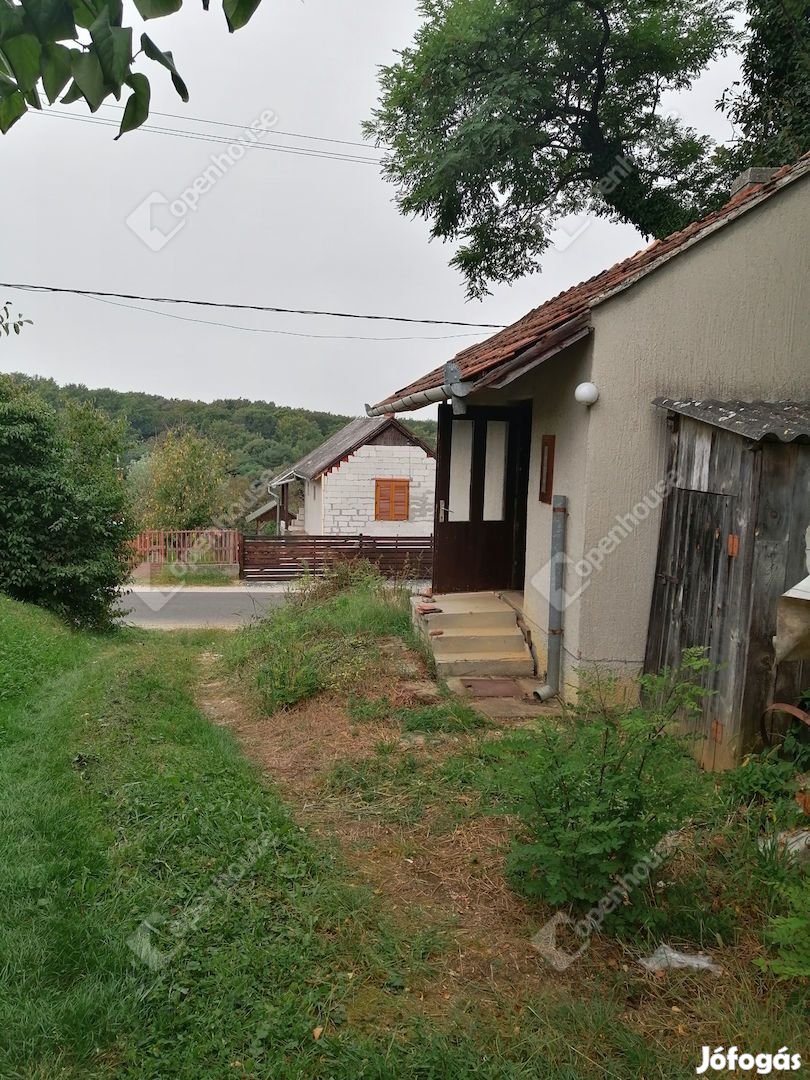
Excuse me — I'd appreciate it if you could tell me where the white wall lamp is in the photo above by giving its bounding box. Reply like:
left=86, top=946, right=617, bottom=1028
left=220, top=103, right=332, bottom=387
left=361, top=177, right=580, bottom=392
left=574, top=381, right=600, bottom=406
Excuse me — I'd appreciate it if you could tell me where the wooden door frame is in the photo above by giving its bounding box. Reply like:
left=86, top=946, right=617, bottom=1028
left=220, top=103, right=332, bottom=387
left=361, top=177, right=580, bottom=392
left=433, top=402, right=532, bottom=593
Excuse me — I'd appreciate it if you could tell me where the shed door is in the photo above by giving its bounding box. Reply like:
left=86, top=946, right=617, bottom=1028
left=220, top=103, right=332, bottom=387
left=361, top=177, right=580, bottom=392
left=645, top=488, right=736, bottom=767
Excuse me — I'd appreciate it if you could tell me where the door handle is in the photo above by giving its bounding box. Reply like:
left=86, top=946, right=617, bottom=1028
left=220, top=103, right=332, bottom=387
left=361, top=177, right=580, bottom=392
left=439, top=499, right=448, bottom=523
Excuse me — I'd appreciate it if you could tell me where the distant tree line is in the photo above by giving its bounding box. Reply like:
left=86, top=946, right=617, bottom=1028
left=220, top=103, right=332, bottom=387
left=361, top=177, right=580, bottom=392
left=10, top=374, right=437, bottom=478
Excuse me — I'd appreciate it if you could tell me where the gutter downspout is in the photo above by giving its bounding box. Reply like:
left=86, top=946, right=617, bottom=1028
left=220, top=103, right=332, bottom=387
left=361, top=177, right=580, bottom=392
left=534, top=494, right=567, bottom=702
left=365, top=361, right=473, bottom=416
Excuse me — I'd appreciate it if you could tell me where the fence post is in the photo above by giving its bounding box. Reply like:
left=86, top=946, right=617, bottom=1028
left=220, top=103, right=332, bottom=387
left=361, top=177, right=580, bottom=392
left=238, top=532, right=245, bottom=579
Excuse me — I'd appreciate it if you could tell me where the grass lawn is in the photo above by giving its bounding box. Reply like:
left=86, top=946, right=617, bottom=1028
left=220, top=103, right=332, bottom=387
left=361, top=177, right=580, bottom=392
left=135, top=566, right=239, bottom=587
left=0, top=580, right=807, bottom=1079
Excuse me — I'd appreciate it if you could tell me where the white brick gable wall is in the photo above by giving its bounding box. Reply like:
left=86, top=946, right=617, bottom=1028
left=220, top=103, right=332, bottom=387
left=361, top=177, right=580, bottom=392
left=321, top=443, right=435, bottom=536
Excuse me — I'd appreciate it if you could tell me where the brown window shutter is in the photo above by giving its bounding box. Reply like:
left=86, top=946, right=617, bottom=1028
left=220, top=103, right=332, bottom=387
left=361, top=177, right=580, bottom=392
left=392, top=479, right=410, bottom=521
left=375, top=479, right=409, bottom=521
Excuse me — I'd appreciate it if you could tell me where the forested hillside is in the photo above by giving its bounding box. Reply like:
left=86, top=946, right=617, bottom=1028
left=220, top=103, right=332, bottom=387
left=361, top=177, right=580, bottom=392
left=10, top=375, right=436, bottom=478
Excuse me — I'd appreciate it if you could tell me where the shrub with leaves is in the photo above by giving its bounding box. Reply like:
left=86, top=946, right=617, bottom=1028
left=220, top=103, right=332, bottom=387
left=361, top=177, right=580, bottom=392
left=0, top=377, right=134, bottom=629
left=723, top=751, right=802, bottom=810
left=128, top=427, right=230, bottom=530
left=506, top=651, right=713, bottom=909
left=762, top=877, right=810, bottom=980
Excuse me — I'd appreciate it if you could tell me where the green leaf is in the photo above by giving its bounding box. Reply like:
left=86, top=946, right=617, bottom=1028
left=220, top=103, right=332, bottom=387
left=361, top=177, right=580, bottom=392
left=41, top=41, right=72, bottom=102
left=20, top=0, right=76, bottom=41
left=70, top=48, right=105, bottom=110
left=140, top=32, right=187, bottom=101
left=133, top=0, right=182, bottom=19
left=1, top=33, right=41, bottom=92
left=0, top=68, right=17, bottom=97
left=222, top=0, right=261, bottom=32
left=90, top=9, right=131, bottom=91
left=0, top=87, right=25, bottom=131
left=116, top=70, right=149, bottom=137
left=71, top=0, right=101, bottom=31
left=59, top=76, right=82, bottom=103
left=0, top=2, right=25, bottom=44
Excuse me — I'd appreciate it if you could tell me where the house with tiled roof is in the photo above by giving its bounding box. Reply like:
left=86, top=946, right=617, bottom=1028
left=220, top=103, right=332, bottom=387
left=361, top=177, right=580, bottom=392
left=367, top=157, right=810, bottom=763
left=268, top=416, right=435, bottom=536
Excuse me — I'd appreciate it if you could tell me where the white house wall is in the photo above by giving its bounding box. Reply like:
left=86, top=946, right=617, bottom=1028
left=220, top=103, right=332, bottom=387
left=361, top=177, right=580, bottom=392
left=302, top=477, right=323, bottom=534
left=321, top=444, right=435, bottom=535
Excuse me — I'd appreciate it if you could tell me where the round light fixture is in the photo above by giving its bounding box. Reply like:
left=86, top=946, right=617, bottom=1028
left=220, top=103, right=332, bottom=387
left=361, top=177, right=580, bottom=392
left=574, top=381, right=600, bottom=406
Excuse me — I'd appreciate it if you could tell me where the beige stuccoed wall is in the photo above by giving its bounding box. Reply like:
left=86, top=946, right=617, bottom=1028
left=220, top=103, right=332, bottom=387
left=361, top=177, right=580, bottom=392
left=579, top=174, right=810, bottom=673
left=468, top=175, right=809, bottom=696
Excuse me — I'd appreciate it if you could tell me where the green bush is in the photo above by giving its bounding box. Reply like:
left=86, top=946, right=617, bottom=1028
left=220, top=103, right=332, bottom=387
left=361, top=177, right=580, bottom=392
left=505, top=652, right=713, bottom=909
left=0, top=379, right=134, bottom=630
left=722, top=751, right=801, bottom=808
left=762, top=877, right=810, bottom=979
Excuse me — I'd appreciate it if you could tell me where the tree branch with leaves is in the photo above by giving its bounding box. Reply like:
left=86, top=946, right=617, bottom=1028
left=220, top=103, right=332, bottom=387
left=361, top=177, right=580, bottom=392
left=0, top=299, right=31, bottom=337
left=0, top=0, right=264, bottom=137
left=366, top=0, right=741, bottom=298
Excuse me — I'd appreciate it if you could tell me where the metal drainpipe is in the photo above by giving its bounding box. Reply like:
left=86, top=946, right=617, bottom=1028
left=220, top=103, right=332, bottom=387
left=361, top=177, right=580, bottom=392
left=534, top=494, right=568, bottom=702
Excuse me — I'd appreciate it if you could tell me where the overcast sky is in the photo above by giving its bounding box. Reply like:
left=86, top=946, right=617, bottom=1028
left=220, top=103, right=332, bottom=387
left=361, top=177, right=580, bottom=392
left=2, top=0, right=742, bottom=416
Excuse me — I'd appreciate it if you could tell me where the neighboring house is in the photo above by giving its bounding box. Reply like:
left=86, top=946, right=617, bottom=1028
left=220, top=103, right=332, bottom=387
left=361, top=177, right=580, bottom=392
left=269, top=416, right=435, bottom=536
left=244, top=494, right=297, bottom=534
left=367, top=158, right=810, bottom=764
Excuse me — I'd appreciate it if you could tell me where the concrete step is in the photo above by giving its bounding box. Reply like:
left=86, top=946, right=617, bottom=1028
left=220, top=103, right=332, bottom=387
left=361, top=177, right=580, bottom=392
left=420, top=608, right=519, bottom=632
left=434, top=652, right=536, bottom=678
left=430, top=628, right=526, bottom=656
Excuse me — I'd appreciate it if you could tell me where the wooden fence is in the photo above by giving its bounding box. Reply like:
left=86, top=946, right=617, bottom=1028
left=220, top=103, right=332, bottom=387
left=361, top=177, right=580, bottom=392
left=132, top=529, right=241, bottom=566
left=241, top=535, right=433, bottom=581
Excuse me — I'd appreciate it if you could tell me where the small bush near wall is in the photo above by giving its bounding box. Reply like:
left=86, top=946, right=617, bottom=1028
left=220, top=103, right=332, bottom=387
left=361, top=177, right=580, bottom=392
left=505, top=650, right=716, bottom=909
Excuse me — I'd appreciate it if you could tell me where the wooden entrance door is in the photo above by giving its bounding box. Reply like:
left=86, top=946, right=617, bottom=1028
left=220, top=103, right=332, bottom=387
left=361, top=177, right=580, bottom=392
left=433, top=403, right=531, bottom=593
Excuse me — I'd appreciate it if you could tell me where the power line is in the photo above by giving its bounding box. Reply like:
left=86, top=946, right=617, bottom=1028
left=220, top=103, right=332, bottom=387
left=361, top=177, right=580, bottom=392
left=2, top=283, right=506, bottom=329
left=98, top=102, right=379, bottom=151
left=33, top=110, right=382, bottom=164
left=83, top=294, right=486, bottom=341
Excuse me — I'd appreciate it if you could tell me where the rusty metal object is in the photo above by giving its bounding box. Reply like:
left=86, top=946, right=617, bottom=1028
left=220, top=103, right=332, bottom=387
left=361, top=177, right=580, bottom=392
left=760, top=702, right=810, bottom=746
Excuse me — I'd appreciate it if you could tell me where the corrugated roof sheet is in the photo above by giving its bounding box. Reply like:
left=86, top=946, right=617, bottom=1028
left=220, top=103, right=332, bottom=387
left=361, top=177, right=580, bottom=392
left=270, top=416, right=400, bottom=484
left=373, top=153, right=810, bottom=409
left=654, top=399, right=810, bottom=442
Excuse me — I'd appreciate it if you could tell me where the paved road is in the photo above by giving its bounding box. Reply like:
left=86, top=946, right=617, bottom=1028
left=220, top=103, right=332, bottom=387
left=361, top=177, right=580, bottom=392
left=118, top=586, right=288, bottom=629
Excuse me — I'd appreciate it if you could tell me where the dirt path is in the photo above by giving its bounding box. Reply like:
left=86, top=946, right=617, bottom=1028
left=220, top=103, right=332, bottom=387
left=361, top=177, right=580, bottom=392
left=195, top=647, right=569, bottom=1018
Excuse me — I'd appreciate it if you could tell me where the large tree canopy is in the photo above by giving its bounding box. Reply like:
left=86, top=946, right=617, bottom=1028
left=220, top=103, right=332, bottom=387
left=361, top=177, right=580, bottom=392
left=721, top=0, right=810, bottom=171
left=367, top=0, right=740, bottom=297
left=0, top=0, right=263, bottom=136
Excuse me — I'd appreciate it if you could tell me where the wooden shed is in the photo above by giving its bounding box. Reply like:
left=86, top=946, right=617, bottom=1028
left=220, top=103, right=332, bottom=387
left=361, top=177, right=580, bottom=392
left=645, top=399, right=810, bottom=770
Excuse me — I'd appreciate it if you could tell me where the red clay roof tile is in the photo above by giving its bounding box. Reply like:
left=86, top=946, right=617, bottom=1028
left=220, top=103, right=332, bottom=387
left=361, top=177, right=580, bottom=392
left=374, top=154, right=810, bottom=409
